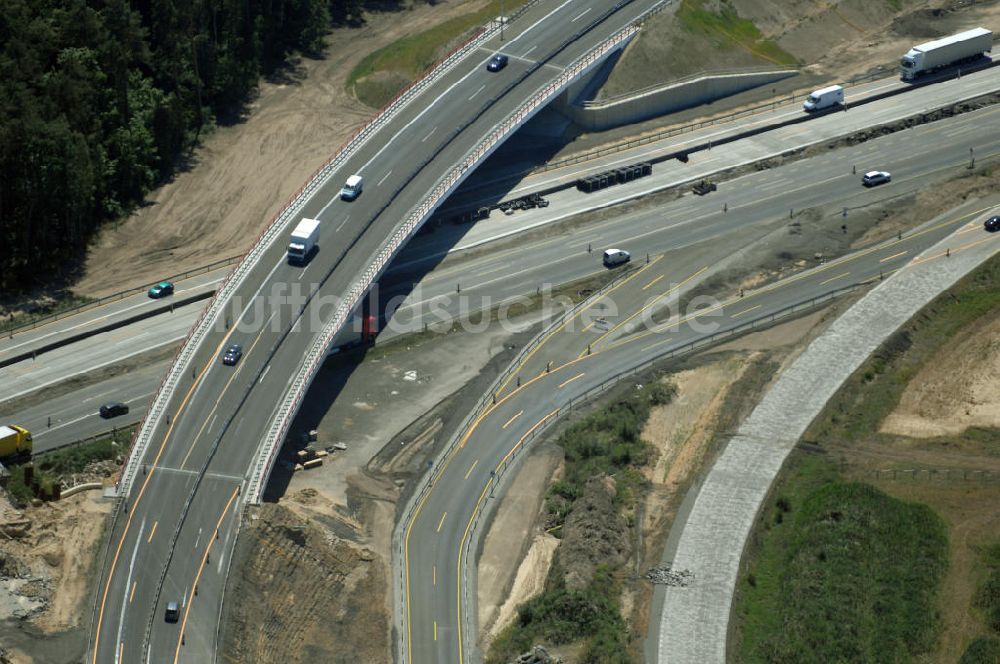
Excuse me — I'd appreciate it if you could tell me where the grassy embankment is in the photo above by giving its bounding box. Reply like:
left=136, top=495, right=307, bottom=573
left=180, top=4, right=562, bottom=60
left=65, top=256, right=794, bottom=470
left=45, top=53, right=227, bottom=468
left=677, top=0, right=796, bottom=68
left=734, top=253, right=1000, bottom=663
left=486, top=381, right=675, bottom=664
left=5, top=428, right=132, bottom=506
left=348, top=0, right=529, bottom=108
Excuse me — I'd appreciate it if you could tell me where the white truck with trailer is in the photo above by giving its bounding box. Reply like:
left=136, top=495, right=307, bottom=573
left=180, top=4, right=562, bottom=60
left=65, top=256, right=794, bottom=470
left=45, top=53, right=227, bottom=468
left=802, top=84, right=844, bottom=112
left=899, top=27, right=993, bottom=81
left=287, top=217, right=321, bottom=265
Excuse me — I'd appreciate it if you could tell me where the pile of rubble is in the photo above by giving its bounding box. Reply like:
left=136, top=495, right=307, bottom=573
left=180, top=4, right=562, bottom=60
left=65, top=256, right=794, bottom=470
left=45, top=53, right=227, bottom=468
left=511, top=645, right=563, bottom=664
left=645, top=563, right=695, bottom=587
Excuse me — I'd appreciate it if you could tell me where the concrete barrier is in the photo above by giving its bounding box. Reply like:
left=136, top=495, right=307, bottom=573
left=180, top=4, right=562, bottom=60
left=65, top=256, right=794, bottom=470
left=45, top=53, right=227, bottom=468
left=557, top=68, right=797, bottom=131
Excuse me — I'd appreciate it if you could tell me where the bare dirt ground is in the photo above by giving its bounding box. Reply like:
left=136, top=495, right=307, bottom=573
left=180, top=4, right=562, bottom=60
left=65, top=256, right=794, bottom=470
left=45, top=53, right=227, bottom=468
left=0, top=491, right=110, bottom=662
left=477, top=445, right=563, bottom=644
left=73, top=0, right=487, bottom=298
left=883, top=305, right=1000, bottom=438
left=602, top=0, right=1000, bottom=98
left=471, top=306, right=839, bottom=657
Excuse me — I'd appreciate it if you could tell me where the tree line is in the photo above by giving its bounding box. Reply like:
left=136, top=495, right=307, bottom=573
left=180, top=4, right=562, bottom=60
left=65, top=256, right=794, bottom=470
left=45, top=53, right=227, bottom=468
left=0, top=0, right=383, bottom=295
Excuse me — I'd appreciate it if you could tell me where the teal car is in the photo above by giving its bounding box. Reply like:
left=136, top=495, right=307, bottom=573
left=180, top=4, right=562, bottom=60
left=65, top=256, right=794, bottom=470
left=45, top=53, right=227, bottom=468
left=148, top=281, right=174, bottom=298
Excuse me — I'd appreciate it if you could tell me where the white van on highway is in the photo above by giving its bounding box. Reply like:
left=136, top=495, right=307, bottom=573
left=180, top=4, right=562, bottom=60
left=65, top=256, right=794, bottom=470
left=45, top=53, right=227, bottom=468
left=603, top=248, right=631, bottom=268
left=341, top=174, right=363, bottom=201
left=802, top=85, right=844, bottom=112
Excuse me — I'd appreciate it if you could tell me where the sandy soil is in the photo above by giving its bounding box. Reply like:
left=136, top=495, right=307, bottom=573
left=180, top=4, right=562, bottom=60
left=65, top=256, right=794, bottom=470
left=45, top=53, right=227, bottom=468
left=882, top=306, right=1000, bottom=437
left=477, top=445, right=562, bottom=644
left=0, top=491, right=110, bottom=632
left=74, top=0, right=488, bottom=298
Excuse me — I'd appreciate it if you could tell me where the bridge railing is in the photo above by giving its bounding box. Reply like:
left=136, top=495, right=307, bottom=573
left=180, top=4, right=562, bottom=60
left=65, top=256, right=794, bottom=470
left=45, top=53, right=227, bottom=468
left=245, top=14, right=646, bottom=505
left=114, top=7, right=506, bottom=500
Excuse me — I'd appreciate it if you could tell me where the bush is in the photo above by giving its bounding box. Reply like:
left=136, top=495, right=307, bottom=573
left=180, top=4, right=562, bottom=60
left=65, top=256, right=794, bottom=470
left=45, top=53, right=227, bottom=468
left=959, top=637, right=1000, bottom=664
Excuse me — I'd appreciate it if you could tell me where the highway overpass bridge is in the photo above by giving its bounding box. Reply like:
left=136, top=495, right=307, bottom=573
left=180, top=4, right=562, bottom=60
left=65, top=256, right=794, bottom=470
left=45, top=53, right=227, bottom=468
left=88, top=0, right=668, bottom=662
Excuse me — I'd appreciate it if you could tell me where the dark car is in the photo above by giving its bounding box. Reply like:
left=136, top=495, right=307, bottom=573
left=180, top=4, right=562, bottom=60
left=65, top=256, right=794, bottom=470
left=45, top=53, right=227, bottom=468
left=164, top=601, right=179, bottom=623
left=861, top=170, right=891, bottom=187
left=984, top=215, right=1000, bottom=232
left=99, top=402, right=129, bottom=419
left=148, top=281, right=174, bottom=298
left=486, top=53, right=508, bottom=72
left=222, top=344, right=243, bottom=366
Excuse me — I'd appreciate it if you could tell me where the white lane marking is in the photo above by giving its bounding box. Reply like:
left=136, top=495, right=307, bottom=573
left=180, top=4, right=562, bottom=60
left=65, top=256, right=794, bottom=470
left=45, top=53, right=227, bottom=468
left=259, top=365, right=271, bottom=383
left=357, top=0, right=576, bottom=175
left=421, top=127, right=438, bottom=142
left=35, top=392, right=155, bottom=437
left=522, top=45, right=537, bottom=58
left=115, top=519, right=146, bottom=664
left=316, top=193, right=340, bottom=219
left=207, top=414, right=218, bottom=434
left=194, top=527, right=203, bottom=551
left=468, top=84, right=486, bottom=101
left=571, top=7, right=591, bottom=22
left=336, top=217, right=350, bottom=232
left=377, top=170, right=393, bottom=187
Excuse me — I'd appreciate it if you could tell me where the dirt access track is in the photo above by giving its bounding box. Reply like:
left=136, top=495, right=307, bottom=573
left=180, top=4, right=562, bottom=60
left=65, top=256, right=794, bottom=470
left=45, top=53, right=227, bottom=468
left=73, top=0, right=496, bottom=298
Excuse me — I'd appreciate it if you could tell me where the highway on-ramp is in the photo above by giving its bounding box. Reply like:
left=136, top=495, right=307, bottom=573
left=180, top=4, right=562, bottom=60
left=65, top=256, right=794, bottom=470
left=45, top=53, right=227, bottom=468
left=88, top=2, right=666, bottom=662
left=401, top=111, right=1000, bottom=661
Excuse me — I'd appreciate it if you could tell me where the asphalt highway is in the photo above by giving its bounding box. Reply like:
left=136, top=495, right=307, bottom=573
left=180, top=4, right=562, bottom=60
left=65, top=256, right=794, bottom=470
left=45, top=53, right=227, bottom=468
left=87, top=2, right=665, bottom=662
left=403, top=202, right=1000, bottom=663
left=9, top=104, right=1000, bottom=454
left=6, top=64, right=999, bottom=405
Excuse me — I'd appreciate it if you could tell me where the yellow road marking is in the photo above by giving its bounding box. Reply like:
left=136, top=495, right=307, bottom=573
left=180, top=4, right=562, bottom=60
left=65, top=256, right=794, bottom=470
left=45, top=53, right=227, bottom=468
left=584, top=266, right=707, bottom=356
left=93, top=320, right=241, bottom=663
left=642, top=274, right=665, bottom=291
left=433, top=565, right=437, bottom=586
left=495, top=257, right=662, bottom=395
left=129, top=581, right=137, bottom=604
left=147, top=521, right=158, bottom=544
left=456, top=410, right=559, bottom=662
left=434, top=621, right=438, bottom=641
left=558, top=372, right=585, bottom=389
left=172, top=485, right=241, bottom=664
left=502, top=410, right=523, bottom=430
left=642, top=336, right=673, bottom=352
left=880, top=250, right=907, bottom=263
left=819, top=271, right=850, bottom=286
left=437, top=512, right=447, bottom=533
left=731, top=304, right=761, bottom=319
left=464, top=460, right=479, bottom=480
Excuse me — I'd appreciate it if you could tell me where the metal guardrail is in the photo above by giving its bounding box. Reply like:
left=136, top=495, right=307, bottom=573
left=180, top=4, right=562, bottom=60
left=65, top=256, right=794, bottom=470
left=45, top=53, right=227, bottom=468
left=1, top=255, right=240, bottom=337
left=450, top=283, right=861, bottom=657
left=244, top=5, right=653, bottom=505
left=90, top=10, right=512, bottom=661
left=114, top=5, right=505, bottom=501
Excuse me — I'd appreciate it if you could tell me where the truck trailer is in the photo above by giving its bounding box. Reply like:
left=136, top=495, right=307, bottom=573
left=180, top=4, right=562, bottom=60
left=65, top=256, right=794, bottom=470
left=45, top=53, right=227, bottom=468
left=0, top=425, right=32, bottom=459
left=900, top=27, right=993, bottom=81
left=287, top=217, right=321, bottom=265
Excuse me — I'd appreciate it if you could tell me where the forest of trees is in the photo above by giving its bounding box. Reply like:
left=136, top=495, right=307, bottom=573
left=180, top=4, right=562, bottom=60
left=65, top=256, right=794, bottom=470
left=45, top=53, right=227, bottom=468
left=0, top=0, right=375, bottom=295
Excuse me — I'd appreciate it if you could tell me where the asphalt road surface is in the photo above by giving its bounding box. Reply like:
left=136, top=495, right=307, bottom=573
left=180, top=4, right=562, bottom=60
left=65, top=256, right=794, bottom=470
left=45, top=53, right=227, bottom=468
left=402, top=202, right=1000, bottom=663
left=88, top=2, right=664, bottom=662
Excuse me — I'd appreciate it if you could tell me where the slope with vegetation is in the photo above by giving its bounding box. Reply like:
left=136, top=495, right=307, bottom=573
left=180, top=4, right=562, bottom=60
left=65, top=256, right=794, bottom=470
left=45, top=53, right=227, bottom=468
left=0, top=0, right=368, bottom=295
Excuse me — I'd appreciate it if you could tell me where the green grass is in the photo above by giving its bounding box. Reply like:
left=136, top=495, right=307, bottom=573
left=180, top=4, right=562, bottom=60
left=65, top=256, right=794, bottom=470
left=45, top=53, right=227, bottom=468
left=0, top=292, right=95, bottom=333
left=677, top=0, right=796, bottom=67
left=959, top=637, right=1000, bottom=664
left=4, top=429, right=130, bottom=507
left=809, top=253, right=1000, bottom=445
left=348, top=0, right=529, bottom=108
left=544, top=382, right=674, bottom=528
left=976, top=543, right=1000, bottom=635
left=734, top=453, right=949, bottom=663
left=487, top=565, right=630, bottom=664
